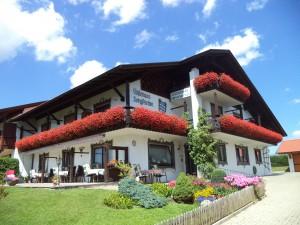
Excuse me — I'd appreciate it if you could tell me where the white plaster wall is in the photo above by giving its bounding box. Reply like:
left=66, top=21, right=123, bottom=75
left=288, top=154, right=295, bottom=172
left=217, top=140, right=272, bottom=176
left=19, top=128, right=186, bottom=181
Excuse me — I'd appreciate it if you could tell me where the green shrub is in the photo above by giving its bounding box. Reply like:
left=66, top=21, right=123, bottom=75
left=0, top=185, right=8, bottom=200
left=210, top=169, right=226, bottom=183
left=270, top=155, right=288, bottom=167
left=213, top=185, right=237, bottom=197
left=172, top=172, right=194, bottom=204
left=118, top=177, right=167, bottom=208
left=104, top=192, right=134, bottom=209
left=0, top=157, right=19, bottom=184
left=151, top=183, right=172, bottom=198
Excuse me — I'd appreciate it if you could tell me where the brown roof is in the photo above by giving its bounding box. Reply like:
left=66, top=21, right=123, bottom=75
left=277, top=139, right=300, bottom=154
left=8, top=49, right=286, bottom=136
left=0, top=101, right=45, bottom=122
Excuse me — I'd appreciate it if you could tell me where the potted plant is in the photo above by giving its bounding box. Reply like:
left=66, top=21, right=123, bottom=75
left=52, top=175, right=60, bottom=186
left=107, top=160, right=121, bottom=181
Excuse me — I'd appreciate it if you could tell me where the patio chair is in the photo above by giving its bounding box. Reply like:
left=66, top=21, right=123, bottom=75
left=83, top=164, right=104, bottom=182
left=76, top=165, right=85, bottom=182
left=133, top=164, right=148, bottom=183
left=29, top=169, right=39, bottom=183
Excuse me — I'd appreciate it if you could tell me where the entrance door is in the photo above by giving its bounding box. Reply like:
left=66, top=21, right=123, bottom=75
left=62, top=149, right=75, bottom=181
left=293, top=154, right=300, bottom=172
left=184, top=144, right=197, bottom=175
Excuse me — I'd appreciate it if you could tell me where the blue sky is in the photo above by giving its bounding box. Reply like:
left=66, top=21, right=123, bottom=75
left=0, top=0, right=299, bottom=149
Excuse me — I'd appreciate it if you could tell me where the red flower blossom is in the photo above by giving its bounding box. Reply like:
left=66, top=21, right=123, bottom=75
left=16, top=106, right=126, bottom=151
left=219, top=114, right=283, bottom=144
left=131, top=107, right=188, bottom=136
left=194, top=72, right=250, bottom=102
left=16, top=106, right=188, bottom=151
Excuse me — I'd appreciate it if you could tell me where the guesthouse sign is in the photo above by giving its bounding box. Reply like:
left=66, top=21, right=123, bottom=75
left=170, top=87, right=191, bottom=101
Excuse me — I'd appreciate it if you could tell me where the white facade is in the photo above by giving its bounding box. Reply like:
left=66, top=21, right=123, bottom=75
left=16, top=128, right=186, bottom=181
left=13, top=66, right=276, bottom=180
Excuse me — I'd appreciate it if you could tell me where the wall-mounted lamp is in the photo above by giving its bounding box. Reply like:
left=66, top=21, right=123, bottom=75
left=132, top=140, right=136, bottom=147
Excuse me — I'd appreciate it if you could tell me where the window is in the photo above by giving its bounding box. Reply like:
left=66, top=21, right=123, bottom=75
left=235, top=146, right=249, bottom=165
left=62, top=149, right=74, bottom=170
left=81, top=110, right=92, bottom=118
left=254, top=149, right=262, bottom=164
left=41, top=122, right=50, bottom=132
left=91, top=145, right=104, bottom=168
left=94, top=99, right=111, bottom=113
left=148, top=141, right=174, bottom=168
left=217, top=143, right=227, bottom=164
left=210, top=103, right=223, bottom=117
left=64, top=113, right=76, bottom=124
left=38, top=153, right=49, bottom=172
left=108, top=147, right=128, bottom=163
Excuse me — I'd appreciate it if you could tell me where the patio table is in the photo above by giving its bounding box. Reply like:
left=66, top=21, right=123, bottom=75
left=142, top=169, right=163, bottom=183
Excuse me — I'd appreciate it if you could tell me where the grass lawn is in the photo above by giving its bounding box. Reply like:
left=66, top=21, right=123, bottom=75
left=272, top=166, right=288, bottom=172
left=0, top=187, right=197, bottom=225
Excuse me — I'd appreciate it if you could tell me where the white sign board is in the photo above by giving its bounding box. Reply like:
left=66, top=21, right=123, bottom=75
left=170, top=87, right=191, bottom=101
left=130, top=80, right=170, bottom=113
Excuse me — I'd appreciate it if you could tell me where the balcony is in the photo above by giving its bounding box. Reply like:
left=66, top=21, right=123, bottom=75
left=16, top=106, right=188, bottom=152
left=194, top=72, right=251, bottom=107
left=209, top=114, right=283, bottom=145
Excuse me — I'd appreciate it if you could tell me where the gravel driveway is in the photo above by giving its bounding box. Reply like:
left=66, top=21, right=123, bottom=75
left=221, top=172, right=300, bottom=225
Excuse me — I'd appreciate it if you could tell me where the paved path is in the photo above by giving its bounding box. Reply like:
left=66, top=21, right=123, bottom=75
left=221, top=173, right=300, bottom=225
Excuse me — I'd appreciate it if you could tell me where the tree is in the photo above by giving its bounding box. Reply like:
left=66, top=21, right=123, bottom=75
left=187, top=109, right=217, bottom=178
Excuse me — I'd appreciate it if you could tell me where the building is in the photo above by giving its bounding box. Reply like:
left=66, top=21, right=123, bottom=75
left=277, top=139, right=300, bottom=172
left=9, top=49, right=286, bottom=181
left=0, top=102, right=44, bottom=157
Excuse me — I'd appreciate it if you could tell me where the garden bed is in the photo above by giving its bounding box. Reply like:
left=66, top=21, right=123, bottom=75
left=156, top=186, right=258, bottom=225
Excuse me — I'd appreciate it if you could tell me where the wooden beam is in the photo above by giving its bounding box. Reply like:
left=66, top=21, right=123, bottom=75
left=112, top=86, right=125, bottom=102
left=125, top=81, right=131, bottom=127
left=48, top=113, right=62, bottom=125
left=24, top=120, right=37, bottom=132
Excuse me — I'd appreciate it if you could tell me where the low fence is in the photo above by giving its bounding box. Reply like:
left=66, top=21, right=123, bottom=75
left=156, top=186, right=257, bottom=225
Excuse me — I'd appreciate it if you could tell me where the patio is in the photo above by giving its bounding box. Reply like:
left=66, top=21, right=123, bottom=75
left=14, top=181, right=118, bottom=190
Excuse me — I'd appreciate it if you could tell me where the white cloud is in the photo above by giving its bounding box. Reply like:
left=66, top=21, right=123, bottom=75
left=197, top=28, right=262, bottom=66
left=115, top=61, right=129, bottom=66
left=70, top=60, right=108, bottom=88
left=0, top=0, right=76, bottom=63
left=165, top=34, right=179, bottom=42
left=292, top=98, right=300, bottom=104
left=160, top=0, right=196, bottom=7
left=202, top=0, right=217, bottom=17
left=246, top=0, right=268, bottom=12
left=198, top=34, right=207, bottom=43
left=99, top=0, right=146, bottom=26
left=134, top=29, right=153, bottom=48
left=67, top=0, right=90, bottom=5
left=292, top=130, right=300, bottom=137
left=284, top=87, right=291, bottom=92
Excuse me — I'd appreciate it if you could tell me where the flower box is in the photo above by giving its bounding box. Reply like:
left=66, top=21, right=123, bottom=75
left=16, top=106, right=188, bottom=151
left=194, top=72, right=251, bottom=102
left=219, top=114, right=283, bottom=144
